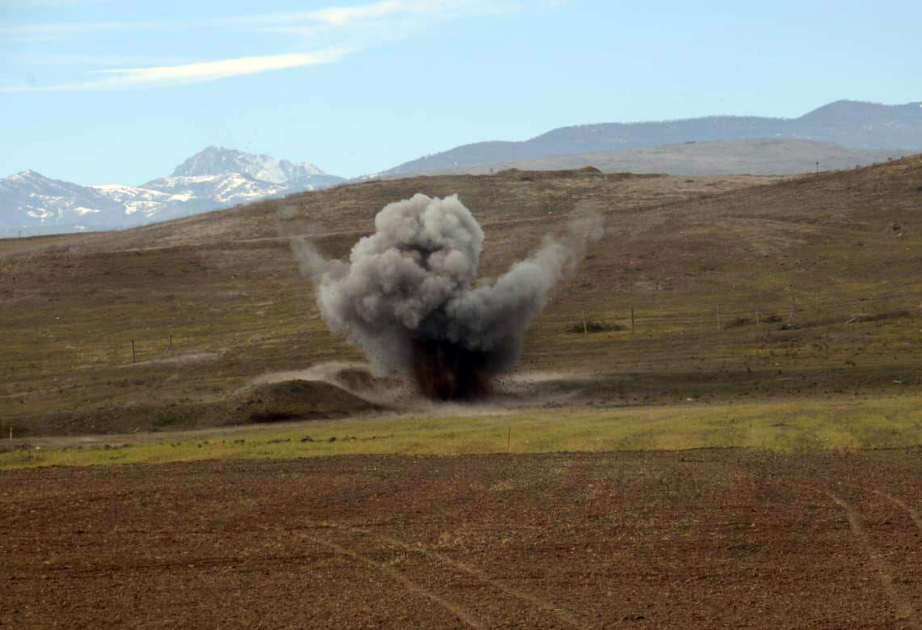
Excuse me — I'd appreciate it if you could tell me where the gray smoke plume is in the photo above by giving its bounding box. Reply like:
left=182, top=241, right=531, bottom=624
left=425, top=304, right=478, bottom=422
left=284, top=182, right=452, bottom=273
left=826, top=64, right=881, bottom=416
left=293, top=193, right=603, bottom=400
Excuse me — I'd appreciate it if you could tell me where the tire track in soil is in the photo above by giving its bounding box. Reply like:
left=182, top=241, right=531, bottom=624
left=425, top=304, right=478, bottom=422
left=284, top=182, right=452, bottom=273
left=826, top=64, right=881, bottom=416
left=295, top=531, right=485, bottom=630
left=834, top=480, right=922, bottom=535
left=871, top=490, right=922, bottom=533
left=821, top=489, right=921, bottom=630
left=335, top=524, right=584, bottom=629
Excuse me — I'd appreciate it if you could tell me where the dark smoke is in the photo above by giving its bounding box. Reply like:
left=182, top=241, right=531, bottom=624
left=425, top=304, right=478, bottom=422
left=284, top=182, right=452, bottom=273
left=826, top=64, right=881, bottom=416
left=293, top=193, right=603, bottom=400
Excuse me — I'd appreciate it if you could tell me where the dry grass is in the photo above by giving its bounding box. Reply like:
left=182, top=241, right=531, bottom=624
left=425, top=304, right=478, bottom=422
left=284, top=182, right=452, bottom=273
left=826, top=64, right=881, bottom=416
left=2, top=157, right=922, bottom=437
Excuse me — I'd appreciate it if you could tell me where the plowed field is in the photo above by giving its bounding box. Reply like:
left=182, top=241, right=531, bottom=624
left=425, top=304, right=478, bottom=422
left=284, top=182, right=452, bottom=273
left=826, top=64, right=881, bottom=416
left=3, top=449, right=922, bottom=628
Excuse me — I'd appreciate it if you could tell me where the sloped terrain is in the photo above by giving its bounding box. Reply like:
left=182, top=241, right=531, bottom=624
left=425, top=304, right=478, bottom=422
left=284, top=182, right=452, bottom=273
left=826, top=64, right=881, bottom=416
left=1, top=155, right=922, bottom=436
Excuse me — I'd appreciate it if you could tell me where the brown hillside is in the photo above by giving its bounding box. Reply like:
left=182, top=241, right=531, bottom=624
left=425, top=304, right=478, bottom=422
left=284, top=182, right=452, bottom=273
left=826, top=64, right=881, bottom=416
left=1, top=157, right=921, bottom=436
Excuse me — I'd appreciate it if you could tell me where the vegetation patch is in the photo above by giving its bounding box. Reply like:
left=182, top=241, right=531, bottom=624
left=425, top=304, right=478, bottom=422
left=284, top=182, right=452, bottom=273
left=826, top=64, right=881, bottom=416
left=565, top=320, right=626, bottom=334
left=5, top=393, right=922, bottom=469
left=153, top=412, right=192, bottom=428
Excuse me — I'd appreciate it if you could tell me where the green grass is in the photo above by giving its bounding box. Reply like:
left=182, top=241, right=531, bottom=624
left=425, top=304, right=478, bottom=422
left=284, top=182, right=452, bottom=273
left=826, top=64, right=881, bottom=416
left=4, top=393, right=922, bottom=469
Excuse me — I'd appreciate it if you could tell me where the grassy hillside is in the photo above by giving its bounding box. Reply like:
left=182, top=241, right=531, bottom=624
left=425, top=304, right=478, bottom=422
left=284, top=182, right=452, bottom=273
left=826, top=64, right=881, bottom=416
left=1, top=156, right=921, bottom=437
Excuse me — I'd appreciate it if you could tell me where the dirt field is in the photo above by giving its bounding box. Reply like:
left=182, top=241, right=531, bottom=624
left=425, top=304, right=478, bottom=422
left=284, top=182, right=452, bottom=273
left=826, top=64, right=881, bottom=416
left=4, top=158, right=922, bottom=628
left=3, top=449, right=921, bottom=629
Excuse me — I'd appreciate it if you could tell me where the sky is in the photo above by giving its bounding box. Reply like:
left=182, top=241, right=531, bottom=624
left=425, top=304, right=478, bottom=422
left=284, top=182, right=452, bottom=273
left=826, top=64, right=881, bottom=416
left=1, top=0, right=920, bottom=185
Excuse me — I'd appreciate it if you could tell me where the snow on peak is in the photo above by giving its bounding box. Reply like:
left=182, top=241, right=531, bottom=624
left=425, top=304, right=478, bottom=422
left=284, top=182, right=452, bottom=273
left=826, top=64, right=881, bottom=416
left=171, top=146, right=328, bottom=184
left=9, top=169, right=44, bottom=181
left=3, top=149, right=343, bottom=234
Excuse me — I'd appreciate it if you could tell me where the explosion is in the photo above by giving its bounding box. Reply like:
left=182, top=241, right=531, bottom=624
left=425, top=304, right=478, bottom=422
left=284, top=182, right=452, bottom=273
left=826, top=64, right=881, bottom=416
left=293, top=194, right=603, bottom=400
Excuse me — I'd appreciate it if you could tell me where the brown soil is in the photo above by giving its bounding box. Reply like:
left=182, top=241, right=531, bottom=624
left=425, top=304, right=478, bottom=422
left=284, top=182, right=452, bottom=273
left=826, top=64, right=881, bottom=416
left=3, top=449, right=921, bottom=628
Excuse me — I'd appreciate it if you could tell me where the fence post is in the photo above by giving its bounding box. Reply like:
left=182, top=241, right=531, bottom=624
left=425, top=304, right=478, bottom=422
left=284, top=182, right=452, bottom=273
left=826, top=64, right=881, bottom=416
left=581, top=311, right=587, bottom=335
left=756, top=309, right=761, bottom=328
left=790, top=298, right=797, bottom=326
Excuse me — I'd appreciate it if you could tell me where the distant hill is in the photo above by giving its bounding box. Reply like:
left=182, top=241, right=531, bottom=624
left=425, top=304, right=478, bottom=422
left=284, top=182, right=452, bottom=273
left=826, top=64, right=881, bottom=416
left=0, top=147, right=344, bottom=236
left=382, top=100, right=922, bottom=176
left=419, top=139, right=900, bottom=177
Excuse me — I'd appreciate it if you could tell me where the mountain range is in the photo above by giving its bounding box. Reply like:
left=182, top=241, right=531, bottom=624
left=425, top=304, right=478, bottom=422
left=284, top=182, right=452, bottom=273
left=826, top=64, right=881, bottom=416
left=0, top=147, right=343, bottom=236
left=382, top=100, right=922, bottom=176
left=419, top=138, right=902, bottom=177
left=4, top=100, right=922, bottom=235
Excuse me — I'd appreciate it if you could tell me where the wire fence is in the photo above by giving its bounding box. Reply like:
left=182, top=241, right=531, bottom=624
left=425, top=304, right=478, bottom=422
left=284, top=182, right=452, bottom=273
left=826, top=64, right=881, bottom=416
left=4, top=282, right=920, bottom=376
left=575, top=283, right=922, bottom=332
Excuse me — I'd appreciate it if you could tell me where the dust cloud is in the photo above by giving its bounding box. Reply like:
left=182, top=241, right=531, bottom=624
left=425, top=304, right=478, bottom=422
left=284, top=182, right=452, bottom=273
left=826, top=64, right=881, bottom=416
left=293, top=193, right=603, bottom=400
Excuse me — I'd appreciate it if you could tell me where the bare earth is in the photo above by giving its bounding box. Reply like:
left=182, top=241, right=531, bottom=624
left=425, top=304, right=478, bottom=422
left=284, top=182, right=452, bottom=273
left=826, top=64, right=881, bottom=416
left=3, top=449, right=921, bottom=629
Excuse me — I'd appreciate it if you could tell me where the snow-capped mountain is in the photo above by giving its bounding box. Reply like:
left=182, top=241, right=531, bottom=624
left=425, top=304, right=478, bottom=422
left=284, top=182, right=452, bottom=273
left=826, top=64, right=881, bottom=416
left=142, top=173, right=291, bottom=207
left=0, top=147, right=343, bottom=235
left=171, top=146, right=335, bottom=185
left=0, top=170, right=126, bottom=230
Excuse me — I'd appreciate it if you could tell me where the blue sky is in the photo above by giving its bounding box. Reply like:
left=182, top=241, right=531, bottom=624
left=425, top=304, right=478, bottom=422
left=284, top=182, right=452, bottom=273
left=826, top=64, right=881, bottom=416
left=1, top=0, right=920, bottom=184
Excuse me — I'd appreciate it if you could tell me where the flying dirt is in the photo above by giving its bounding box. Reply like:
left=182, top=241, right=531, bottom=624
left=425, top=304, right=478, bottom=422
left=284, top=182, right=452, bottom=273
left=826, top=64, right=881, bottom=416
left=293, top=193, right=603, bottom=400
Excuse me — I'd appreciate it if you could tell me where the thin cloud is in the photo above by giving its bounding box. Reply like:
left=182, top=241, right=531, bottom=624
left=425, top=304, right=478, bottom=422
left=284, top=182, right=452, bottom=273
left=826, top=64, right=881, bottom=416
left=1, top=50, right=349, bottom=91
left=1, top=0, right=506, bottom=37
left=1, top=0, right=530, bottom=91
left=186, top=0, right=510, bottom=28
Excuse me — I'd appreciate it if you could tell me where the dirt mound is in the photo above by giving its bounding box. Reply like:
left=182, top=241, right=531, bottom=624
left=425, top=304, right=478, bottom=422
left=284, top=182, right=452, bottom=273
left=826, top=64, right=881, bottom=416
left=330, top=366, right=400, bottom=392
left=233, top=379, right=379, bottom=423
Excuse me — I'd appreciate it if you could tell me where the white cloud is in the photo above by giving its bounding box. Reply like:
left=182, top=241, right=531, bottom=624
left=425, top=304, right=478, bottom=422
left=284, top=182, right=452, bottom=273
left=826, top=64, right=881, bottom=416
left=299, top=0, right=409, bottom=26
left=1, top=50, right=349, bottom=91
left=1, top=0, right=532, bottom=90
left=3, top=0, right=514, bottom=37
left=237, top=0, right=516, bottom=45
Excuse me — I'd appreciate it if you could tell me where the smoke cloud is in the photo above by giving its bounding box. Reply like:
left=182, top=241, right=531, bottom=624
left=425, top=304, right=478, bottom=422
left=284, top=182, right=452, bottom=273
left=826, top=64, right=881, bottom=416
left=293, top=193, right=603, bottom=400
